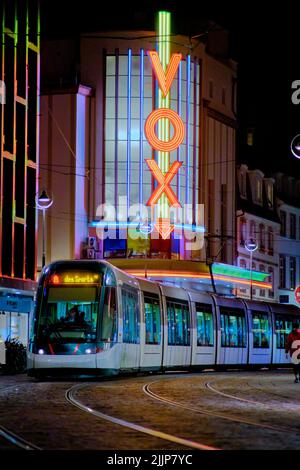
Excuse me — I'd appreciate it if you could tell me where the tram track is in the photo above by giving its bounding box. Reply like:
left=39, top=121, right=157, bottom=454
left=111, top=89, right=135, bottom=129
left=143, top=379, right=300, bottom=435
left=206, top=379, right=300, bottom=410
left=0, top=384, right=42, bottom=450
left=65, top=382, right=220, bottom=451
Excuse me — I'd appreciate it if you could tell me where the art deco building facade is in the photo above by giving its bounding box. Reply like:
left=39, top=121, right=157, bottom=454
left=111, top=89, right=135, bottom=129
left=39, top=13, right=271, bottom=294
left=0, top=0, right=40, bottom=360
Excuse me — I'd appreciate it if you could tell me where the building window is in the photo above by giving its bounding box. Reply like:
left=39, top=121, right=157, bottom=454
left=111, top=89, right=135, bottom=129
left=280, top=210, right=286, bottom=237
left=259, top=264, right=266, bottom=297
left=239, top=259, right=247, bottom=294
left=251, top=262, right=257, bottom=297
left=239, top=218, right=246, bottom=247
left=268, top=227, right=274, bottom=255
left=279, top=255, right=286, bottom=289
left=268, top=267, right=274, bottom=298
left=247, top=128, right=254, bottom=146
left=259, top=224, right=265, bottom=252
left=290, top=257, right=296, bottom=290
left=256, top=179, right=262, bottom=203
left=239, top=171, right=247, bottom=198
left=209, top=80, right=213, bottom=99
left=222, top=87, right=226, bottom=105
left=266, top=183, right=273, bottom=208
left=290, top=213, right=296, bottom=239
left=250, top=221, right=256, bottom=240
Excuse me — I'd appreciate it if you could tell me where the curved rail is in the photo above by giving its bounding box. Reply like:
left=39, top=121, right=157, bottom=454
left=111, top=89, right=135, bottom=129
left=65, top=383, right=219, bottom=451
left=143, top=381, right=298, bottom=434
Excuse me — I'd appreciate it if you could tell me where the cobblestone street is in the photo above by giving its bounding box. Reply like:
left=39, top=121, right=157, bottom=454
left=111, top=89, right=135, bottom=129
left=1, top=370, right=300, bottom=451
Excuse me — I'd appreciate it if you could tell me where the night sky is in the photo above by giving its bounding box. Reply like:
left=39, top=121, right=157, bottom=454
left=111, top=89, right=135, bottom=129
left=40, top=0, right=300, bottom=178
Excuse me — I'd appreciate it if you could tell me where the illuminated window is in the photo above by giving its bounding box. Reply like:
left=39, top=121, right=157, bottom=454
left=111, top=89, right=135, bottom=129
left=104, top=52, right=201, bottom=217
left=144, top=294, right=161, bottom=345
left=252, top=312, right=270, bottom=348
left=220, top=308, right=246, bottom=348
left=196, top=304, right=214, bottom=346
left=167, top=300, right=190, bottom=346
left=275, top=315, right=294, bottom=349
left=247, top=128, right=254, bottom=146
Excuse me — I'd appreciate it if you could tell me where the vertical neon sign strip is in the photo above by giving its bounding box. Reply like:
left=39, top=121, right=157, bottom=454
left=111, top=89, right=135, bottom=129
left=127, top=49, right=132, bottom=218
left=193, top=61, right=197, bottom=220
left=177, top=60, right=182, bottom=211
left=157, top=11, right=171, bottom=219
left=139, top=49, right=144, bottom=205
left=115, top=51, right=119, bottom=215
left=185, top=55, right=191, bottom=206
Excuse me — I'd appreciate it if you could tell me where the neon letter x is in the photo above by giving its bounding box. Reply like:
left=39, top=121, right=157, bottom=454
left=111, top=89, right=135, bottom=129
left=146, top=159, right=182, bottom=207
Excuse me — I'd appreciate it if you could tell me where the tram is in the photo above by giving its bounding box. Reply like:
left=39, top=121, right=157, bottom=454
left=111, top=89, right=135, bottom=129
left=27, top=260, right=300, bottom=377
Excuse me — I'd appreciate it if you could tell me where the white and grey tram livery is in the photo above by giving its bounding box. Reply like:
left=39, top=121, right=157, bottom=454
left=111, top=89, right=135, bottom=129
left=27, top=260, right=300, bottom=377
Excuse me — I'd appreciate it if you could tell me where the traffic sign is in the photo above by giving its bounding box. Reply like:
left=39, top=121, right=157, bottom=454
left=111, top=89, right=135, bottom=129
left=295, top=285, right=300, bottom=303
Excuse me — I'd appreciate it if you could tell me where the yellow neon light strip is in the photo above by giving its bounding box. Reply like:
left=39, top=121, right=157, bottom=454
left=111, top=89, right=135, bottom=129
left=157, top=11, right=171, bottom=219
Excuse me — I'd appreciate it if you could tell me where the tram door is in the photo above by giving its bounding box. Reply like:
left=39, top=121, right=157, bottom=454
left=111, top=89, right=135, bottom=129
left=120, top=286, right=141, bottom=370
left=139, top=292, right=163, bottom=371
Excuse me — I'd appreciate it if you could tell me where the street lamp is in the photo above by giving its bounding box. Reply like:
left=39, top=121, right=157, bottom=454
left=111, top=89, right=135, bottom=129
left=36, top=190, right=53, bottom=268
left=245, top=238, right=258, bottom=300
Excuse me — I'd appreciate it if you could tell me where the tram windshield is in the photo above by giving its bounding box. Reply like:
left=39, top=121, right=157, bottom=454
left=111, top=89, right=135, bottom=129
left=38, top=285, right=100, bottom=343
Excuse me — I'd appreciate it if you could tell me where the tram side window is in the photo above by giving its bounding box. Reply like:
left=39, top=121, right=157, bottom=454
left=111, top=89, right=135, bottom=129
left=220, top=309, right=246, bottom=348
left=99, top=287, right=117, bottom=342
left=196, top=304, right=214, bottom=346
left=122, top=288, right=140, bottom=344
left=167, top=300, right=190, bottom=346
left=144, top=294, right=161, bottom=345
left=275, top=315, right=293, bottom=349
left=252, top=312, right=270, bottom=348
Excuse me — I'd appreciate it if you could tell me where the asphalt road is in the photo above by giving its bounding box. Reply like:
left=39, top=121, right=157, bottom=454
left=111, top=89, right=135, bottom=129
left=0, top=370, right=299, bottom=450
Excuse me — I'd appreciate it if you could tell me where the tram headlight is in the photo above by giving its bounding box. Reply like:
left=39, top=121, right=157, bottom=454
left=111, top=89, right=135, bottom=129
left=38, top=349, right=44, bottom=355
left=85, top=348, right=92, bottom=354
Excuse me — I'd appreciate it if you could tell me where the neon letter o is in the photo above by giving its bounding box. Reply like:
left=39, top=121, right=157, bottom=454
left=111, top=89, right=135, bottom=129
left=145, top=108, right=185, bottom=152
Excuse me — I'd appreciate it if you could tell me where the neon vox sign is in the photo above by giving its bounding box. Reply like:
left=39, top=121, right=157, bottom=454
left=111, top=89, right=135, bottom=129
left=144, top=12, right=184, bottom=239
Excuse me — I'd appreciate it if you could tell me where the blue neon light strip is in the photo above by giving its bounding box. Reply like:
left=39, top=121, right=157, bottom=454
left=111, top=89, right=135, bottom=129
left=90, top=220, right=205, bottom=233
left=139, top=49, right=144, bottom=205
left=185, top=55, right=191, bottom=206
left=127, top=49, right=132, bottom=218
